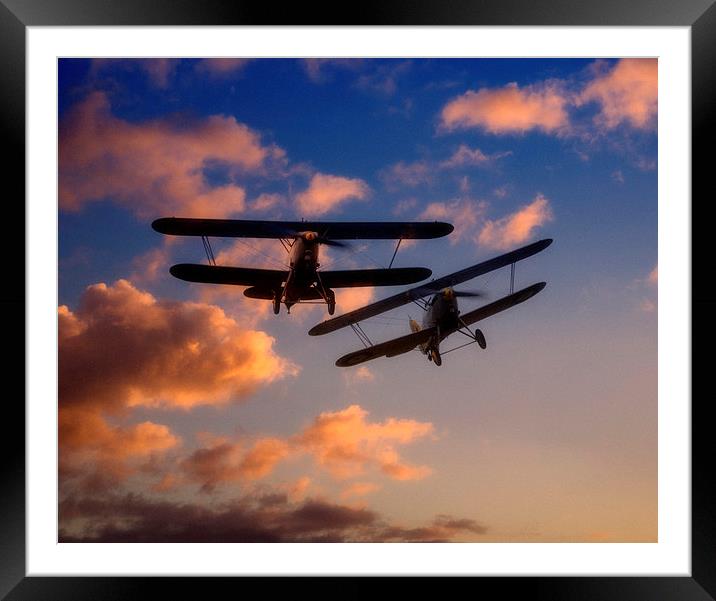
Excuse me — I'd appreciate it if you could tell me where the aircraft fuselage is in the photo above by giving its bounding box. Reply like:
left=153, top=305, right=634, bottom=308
left=280, top=232, right=335, bottom=314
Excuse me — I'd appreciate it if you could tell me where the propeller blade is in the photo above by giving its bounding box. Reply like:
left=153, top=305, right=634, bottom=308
left=453, top=290, right=485, bottom=298
left=316, top=237, right=351, bottom=249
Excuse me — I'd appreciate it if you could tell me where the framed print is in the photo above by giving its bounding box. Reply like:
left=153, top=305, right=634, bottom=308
left=4, top=0, right=713, bottom=597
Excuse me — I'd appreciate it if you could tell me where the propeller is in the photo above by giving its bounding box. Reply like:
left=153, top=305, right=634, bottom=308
left=288, top=229, right=351, bottom=249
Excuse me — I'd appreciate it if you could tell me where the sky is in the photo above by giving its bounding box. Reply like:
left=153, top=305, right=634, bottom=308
left=58, top=57, right=657, bottom=543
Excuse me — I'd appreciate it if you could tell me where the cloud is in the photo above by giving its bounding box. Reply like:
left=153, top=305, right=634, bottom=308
left=59, top=91, right=283, bottom=218
left=59, top=491, right=484, bottom=542
left=166, top=404, right=433, bottom=492
left=295, top=173, right=370, bottom=216
left=648, top=265, right=658, bottom=285
left=439, top=145, right=511, bottom=169
left=340, top=482, right=380, bottom=499
left=301, top=58, right=364, bottom=83
left=477, top=195, right=553, bottom=250
left=381, top=160, right=432, bottom=189
left=578, top=59, right=657, bottom=130
left=91, top=58, right=178, bottom=89
left=440, top=82, right=570, bottom=134
left=59, top=279, right=299, bottom=414
left=420, top=199, right=486, bottom=244
left=343, top=366, right=376, bottom=386
left=250, top=192, right=283, bottom=212
left=179, top=438, right=290, bottom=492
left=294, top=405, right=434, bottom=480
left=334, top=287, right=375, bottom=314
left=354, top=61, right=412, bottom=96
left=196, top=58, right=251, bottom=76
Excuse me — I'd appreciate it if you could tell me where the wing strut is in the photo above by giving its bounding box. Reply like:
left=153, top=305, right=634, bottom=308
left=510, top=262, right=515, bottom=294
left=350, top=323, right=373, bottom=348
left=201, top=236, right=217, bottom=266
left=388, top=238, right=402, bottom=269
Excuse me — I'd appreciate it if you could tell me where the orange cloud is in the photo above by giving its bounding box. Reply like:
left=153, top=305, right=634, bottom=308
left=343, top=366, right=376, bottom=386
left=295, top=173, right=369, bottom=216
left=334, top=286, right=375, bottom=314
left=294, top=405, right=434, bottom=480
left=60, top=91, right=283, bottom=218
left=578, top=59, right=657, bottom=130
left=441, top=82, right=569, bottom=134
left=420, top=199, right=486, bottom=243
left=59, top=406, right=180, bottom=495
left=478, top=195, right=553, bottom=250
left=340, top=482, right=381, bottom=499
left=648, top=265, right=658, bottom=285
left=59, top=279, right=298, bottom=414
left=179, top=437, right=290, bottom=491
left=172, top=404, right=434, bottom=491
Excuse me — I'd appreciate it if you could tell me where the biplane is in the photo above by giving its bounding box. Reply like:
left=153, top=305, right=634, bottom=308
left=308, top=238, right=552, bottom=366
left=151, top=218, right=453, bottom=315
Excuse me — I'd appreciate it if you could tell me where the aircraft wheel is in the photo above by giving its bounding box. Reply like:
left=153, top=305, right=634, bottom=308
left=327, top=291, right=336, bottom=315
left=272, top=295, right=281, bottom=315
left=475, top=329, right=486, bottom=349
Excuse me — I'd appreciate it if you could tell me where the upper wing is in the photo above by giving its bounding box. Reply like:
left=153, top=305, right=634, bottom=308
left=169, top=264, right=286, bottom=287
left=309, top=238, right=553, bottom=335
left=335, top=328, right=436, bottom=367
left=459, top=282, right=547, bottom=327
left=153, top=218, right=453, bottom=240
left=320, top=267, right=431, bottom=288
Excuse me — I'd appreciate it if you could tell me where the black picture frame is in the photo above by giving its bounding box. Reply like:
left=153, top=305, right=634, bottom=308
left=3, top=0, right=711, bottom=597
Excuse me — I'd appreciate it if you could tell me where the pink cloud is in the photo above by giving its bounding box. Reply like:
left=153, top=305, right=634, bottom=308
left=439, top=145, right=511, bottom=169
left=381, top=160, right=432, bottom=189
left=197, top=58, right=251, bottom=76
left=59, top=91, right=282, bottom=218
left=578, top=59, right=657, bottom=130
left=420, top=199, right=486, bottom=244
left=478, top=195, right=553, bottom=250
left=295, top=173, right=370, bottom=216
left=440, top=82, right=570, bottom=134
left=648, top=265, right=658, bottom=285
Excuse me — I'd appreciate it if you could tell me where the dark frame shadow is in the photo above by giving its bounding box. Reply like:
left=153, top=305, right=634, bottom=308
left=2, top=0, right=712, bottom=597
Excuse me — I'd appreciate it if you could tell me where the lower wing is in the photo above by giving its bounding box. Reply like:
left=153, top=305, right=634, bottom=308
left=169, top=264, right=286, bottom=287
left=335, top=327, right=436, bottom=367
left=459, top=282, right=546, bottom=326
left=320, top=267, right=431, bottom=288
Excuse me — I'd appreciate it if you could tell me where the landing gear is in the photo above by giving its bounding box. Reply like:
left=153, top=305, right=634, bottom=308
left=272, top=293, right=281, bottom=315
left=474, top=328, right=486, bottom=349
left=428, top=348, right=442, bottom=366
left=327, top=290, right=336, bottom=315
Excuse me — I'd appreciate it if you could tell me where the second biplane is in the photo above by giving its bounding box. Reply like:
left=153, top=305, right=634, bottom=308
left=309, top=238, right=552, bottom=366
left=152, top=217, right=453, bottom=315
